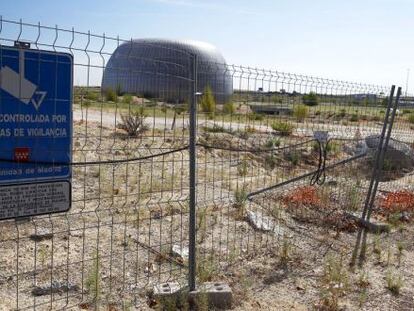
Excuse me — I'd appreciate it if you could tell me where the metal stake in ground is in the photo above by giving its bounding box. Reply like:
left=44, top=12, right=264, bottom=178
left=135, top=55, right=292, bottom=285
left=357, top=87, right=402, bottom=266
left=350, top=85, right=396, bottom=267
left=188, top=54, right=198, bottom=292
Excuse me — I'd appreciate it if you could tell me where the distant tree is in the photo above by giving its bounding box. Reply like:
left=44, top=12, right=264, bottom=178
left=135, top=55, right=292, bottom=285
left=200, top=85, right=216, bottom=113
left=302, top=92, right=319, bottom=106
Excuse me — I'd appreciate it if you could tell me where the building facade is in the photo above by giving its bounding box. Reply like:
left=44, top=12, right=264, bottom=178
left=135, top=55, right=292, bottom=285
left=102, top=39, right=233, bottom=104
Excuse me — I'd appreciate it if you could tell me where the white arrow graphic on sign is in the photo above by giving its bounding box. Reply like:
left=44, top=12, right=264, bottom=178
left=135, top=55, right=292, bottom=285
left=0, top=50, right=47, bottom=110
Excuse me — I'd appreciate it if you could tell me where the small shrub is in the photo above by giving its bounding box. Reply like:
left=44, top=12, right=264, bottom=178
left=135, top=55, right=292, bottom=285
left=204, top=124, right=232, bottom=134
left=293, top=104, right=309, bottom=122
left=319, top=255, right=349, bottom=310
left=237, top=160, right=248, bottom=176
left=223, top=102, right=236, bottom=114
left=357, top=270, right=370, bottom=289
left=337, top=109, right=346, bottom=118
left=347, top=185, right=360, bottom=211
left=118, top=108, right=148, bottom=137
left=245, top=125, right=256, bottom=133
left=350, top=114, right=359, bottom=122
left=264, top=154, right=278, bottom=170
left=373, top=235, right=382, bottom=262
left=234, top=187, right=248, bottom=209
left=200, top=85, right=216, bottom=113
left=235, top=127, right=255, bottom=140
left=279, top=235, right=292, bottom=266
left=271, top=121, right=294, bottom=136
left=407, top=113, right=414, bottom=124
left=38, top=244, right=48, bottom=266
left=197, top=255, right=217, bottom=283
left=326, top=141, right=340, bottom=156
left=197, top=208, right=208, bottom=243
left=302, top=91, right=319, bottom=106
left=86, top=251, right=101, bottom=303
left=85, top=91, right=98, bottom=101
left=397, top=242, right=405, bottom=266
left=265, top=137, right=281, bottom=149
left=104, top=88, right=118, bottom=102
left=286, top=150, right=300, bottom=166
left=248, top=113, right=264, bottom=121
left=122, top=94, right=133, bottom=104
left=386, top=269, right=403, bottom=295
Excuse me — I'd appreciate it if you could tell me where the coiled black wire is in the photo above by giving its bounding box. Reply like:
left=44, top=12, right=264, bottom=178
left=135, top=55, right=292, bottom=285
left=310, top=139, right=331, bottom=186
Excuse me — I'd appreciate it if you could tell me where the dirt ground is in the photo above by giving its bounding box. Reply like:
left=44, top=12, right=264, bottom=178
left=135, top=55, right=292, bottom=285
left=1, top=107, right=414, bottom=311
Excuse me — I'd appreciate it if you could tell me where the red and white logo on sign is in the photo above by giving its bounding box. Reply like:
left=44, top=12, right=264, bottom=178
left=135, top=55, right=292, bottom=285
left=14, top=147, right=30, bottom=162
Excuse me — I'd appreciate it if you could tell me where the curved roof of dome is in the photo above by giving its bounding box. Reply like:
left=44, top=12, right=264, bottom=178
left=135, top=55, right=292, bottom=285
left=118, top=38, right=227, bottom=64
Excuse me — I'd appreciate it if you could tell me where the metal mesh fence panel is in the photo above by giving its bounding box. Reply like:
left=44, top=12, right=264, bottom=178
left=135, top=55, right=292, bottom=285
left=0, top=17, right=411, bottom=310
left=0, top=18, right=196, bottom=310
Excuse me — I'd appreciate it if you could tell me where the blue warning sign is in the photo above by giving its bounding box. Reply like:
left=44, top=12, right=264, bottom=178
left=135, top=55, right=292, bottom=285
left=0, top=44, right=72, bottom=219
left=0, top=45, right=72, bottom=183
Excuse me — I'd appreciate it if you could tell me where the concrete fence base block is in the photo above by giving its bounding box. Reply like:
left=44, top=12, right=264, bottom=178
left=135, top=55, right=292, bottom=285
left=153, top=282, right=183, bottom=300
left=153, top=281, right=232, bottom=309
left=189, top=282, right=233, bottom=309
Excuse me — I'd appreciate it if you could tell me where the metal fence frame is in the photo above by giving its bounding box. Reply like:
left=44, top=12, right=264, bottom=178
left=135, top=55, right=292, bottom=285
left=0, top=17, right=410, bottom=310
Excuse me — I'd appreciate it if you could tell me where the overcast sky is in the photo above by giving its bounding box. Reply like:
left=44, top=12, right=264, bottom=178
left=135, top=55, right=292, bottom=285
left=2, top=0, right=413, bottom=90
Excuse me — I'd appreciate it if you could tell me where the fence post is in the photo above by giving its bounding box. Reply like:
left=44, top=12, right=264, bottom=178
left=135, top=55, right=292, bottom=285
left=365, top=87, right=401, bottom=221
left=360, top=85, right=396, bottom=222
left=351, top=85, right=401, bottom=267
left=188, top=54, right=198, bottom=292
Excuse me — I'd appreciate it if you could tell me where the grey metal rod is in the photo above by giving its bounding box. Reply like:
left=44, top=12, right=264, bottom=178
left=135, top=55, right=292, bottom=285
left=247, top=152, right=366, bottom=199
left=188, top=54, right=198, bottom=292
left=360, top=85, right=395, bottom=220
left=366, top=87, right=402, bottom=220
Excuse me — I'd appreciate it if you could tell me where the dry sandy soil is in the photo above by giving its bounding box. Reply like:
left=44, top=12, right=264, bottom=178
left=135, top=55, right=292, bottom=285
left=0, top=107, right=414, bottom=311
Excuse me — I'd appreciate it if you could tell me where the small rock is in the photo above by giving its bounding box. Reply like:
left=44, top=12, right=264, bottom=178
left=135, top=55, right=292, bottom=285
left=246, top=210, right=290, bottom=237
left=295, top=279, right=306, bottom=291
left=246, top=210, right=274, bottom=232
left=400, top=211, right=411, bottom=222
left=326, top=180, right=338, bottom=187
left=29, top=229, right=53, bottom=242
left=145, top=263, right=157, bottom=276
left=365, top=135, right=414, bottom=172
left=171, top=245, right=189, bottom=262
left=32, top=281, right=79, bottom=296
